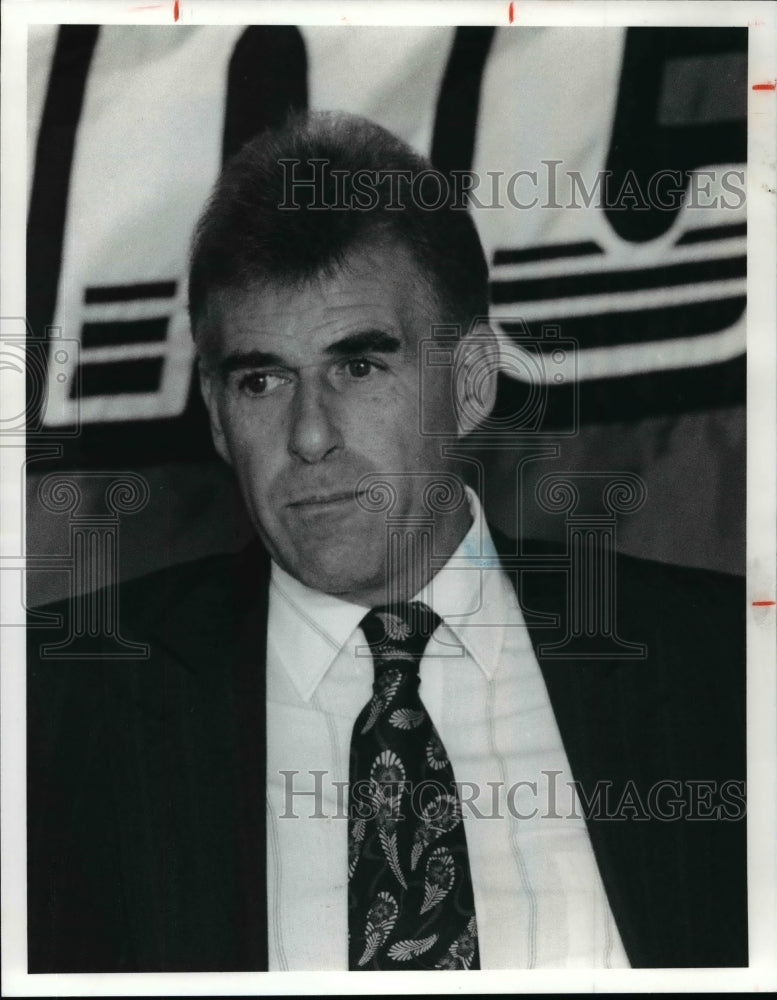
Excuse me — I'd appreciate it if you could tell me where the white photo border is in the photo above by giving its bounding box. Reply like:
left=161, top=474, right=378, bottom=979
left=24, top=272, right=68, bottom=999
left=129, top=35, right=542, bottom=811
left=2, top=0, right=775, bottom=994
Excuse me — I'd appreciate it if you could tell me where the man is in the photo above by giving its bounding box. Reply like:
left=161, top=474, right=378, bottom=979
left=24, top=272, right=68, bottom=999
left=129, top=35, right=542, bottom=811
left=27, top=112, right=747, bottom=972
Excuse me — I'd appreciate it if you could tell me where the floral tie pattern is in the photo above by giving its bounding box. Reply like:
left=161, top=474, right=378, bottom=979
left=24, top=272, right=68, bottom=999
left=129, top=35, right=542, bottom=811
left=348, top=602, right=480, bottom=970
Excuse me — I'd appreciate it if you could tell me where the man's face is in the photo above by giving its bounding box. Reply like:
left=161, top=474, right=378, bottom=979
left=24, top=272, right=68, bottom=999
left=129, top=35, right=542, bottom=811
left=198, top=239, right=472, bottom=605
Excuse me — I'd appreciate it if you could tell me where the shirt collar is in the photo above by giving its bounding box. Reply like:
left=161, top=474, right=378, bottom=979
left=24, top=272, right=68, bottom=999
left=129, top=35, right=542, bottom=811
left=415, top=488, right=508, bottom=681
left=269, top=567, right=367, bottom=703
left=269, top=487, right=512, bottom=701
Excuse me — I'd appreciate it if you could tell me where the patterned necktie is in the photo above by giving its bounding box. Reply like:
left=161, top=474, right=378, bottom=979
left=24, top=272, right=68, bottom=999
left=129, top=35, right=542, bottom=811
left=348, top=601, right=480, bottom=970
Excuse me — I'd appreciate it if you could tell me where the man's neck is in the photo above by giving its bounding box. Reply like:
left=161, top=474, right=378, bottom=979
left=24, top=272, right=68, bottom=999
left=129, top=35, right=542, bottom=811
left=332, top=502, right=475, bottom=609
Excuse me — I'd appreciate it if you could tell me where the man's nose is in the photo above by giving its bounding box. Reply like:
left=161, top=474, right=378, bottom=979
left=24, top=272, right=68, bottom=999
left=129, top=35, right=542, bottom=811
left=288, top=377, right=343, bottom=464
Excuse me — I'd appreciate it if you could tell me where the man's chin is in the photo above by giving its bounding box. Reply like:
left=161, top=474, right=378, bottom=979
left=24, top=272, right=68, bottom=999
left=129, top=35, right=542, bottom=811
left=285, top=545, right=389, bottom=606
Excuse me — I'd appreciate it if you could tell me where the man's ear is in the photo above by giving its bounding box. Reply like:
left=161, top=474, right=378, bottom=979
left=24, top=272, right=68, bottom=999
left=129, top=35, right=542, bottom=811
left=198, top=359, right=232, bottom=466
left=453, top=320, right=499, bottom=438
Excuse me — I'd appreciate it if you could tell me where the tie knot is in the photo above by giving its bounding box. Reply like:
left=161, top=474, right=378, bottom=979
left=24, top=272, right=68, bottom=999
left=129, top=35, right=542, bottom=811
left=360, top=602, right=441, bottom=665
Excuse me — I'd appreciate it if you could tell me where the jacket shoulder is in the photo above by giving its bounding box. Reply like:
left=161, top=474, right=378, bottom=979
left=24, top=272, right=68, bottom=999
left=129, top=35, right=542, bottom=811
left=29, top=541, right=269, bottom=650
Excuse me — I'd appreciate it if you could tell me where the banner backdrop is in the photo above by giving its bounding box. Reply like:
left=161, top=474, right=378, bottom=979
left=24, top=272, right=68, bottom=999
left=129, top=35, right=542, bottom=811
left=25, top=24, right=747, bottom=604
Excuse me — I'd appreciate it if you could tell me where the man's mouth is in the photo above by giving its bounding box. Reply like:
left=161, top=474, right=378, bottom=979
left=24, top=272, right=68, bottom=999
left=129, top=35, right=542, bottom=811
left=287, top=489, right=364, bottom=509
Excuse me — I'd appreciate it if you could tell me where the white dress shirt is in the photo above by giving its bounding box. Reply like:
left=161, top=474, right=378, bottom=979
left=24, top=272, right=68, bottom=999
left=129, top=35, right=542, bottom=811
left=265, top=489, right=630, bottom=970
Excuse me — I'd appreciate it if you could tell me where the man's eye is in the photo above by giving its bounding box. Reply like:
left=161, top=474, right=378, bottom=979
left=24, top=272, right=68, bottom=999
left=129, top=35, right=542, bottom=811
left=343, top=358, right=379, bottom=379
left=236, top=371, right=288, bottom=397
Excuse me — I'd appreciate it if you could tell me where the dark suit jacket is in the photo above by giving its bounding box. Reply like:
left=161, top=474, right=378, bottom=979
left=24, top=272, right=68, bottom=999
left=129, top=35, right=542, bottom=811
left=27, top=533, right=747, bottom=971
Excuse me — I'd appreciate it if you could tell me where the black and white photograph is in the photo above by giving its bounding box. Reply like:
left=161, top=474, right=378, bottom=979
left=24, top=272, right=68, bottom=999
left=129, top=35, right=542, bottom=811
left=2, top=0, right=775, bottom=993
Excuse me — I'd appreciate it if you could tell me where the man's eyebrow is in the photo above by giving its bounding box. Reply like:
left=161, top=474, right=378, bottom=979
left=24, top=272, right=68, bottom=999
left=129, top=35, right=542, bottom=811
left=324, top=330, right=402, bottom=357
left=216, top=350, right=287, bottom=377
left=213, top=331, right=402, bottom=377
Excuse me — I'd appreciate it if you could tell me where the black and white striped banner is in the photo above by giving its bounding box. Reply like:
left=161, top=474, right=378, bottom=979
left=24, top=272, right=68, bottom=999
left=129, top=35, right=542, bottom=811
left=27, top=23, right=746, bottom=464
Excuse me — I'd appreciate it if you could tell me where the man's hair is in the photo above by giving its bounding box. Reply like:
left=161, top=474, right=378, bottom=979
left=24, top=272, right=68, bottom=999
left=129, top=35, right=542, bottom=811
left=188, top=111, right=489, bottom=336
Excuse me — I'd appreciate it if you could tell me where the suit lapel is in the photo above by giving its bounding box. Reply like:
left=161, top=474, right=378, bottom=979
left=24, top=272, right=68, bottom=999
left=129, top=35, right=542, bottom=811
left=152, top=540, right=272, bottom=970
left=228, top=542, right=271, bottom=969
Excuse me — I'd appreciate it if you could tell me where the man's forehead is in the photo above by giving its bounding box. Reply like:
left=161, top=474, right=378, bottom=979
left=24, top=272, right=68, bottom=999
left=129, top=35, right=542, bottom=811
left=199, top=241, right=437, bottom=359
